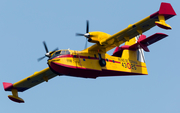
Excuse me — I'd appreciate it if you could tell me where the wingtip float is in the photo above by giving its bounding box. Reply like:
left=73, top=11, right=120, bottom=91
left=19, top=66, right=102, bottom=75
left=3, top=82, right=24, bottom=103
left=3, top=2, right=176, bottom=103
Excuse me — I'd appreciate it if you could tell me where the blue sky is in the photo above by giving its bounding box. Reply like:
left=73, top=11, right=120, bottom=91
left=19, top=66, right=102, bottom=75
left=1, top=0, right=179, bottom=113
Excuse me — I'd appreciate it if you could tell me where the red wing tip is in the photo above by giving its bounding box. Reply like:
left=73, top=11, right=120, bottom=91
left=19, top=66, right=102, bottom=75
left=159, top=2, right=176, bottom=16
left=150, top=2, right=176, bottom=19
left=3, top=82, right=13, bottom=91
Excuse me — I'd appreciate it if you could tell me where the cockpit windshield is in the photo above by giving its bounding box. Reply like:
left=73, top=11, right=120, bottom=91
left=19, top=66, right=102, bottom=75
left=51, top=50, right=70, bottom=59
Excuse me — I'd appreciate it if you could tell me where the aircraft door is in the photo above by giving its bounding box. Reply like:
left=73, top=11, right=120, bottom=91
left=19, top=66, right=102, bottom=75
left=72, top=51, right=81, bottom=67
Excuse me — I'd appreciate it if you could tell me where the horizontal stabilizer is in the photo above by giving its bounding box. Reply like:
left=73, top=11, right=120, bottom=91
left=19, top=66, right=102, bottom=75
left=140, top=33, right=168, bottom=45
left=113, top=33, right=168, bottom=56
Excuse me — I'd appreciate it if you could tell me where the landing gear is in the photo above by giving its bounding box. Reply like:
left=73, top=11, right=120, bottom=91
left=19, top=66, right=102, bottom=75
left=98, top=53, right=106, bottom=67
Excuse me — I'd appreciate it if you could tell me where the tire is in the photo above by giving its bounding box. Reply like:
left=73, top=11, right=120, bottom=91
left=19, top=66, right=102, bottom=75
left=99, top=59, right=106, bottom=67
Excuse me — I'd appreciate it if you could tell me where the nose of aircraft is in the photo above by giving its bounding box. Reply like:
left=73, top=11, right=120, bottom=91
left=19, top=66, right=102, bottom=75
left=47, top=57, right=60, bottom=66
left=47, top=59, right=52, bottom=66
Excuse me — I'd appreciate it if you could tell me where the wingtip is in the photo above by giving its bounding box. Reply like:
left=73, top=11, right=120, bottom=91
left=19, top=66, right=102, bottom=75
left=159, top=2, right=176, bottom=16
left=3, top=82, right=13, bottom=91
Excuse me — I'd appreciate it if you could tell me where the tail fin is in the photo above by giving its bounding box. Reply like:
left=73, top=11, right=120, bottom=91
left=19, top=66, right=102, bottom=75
left=136, top=36, right=146, bottom=63
left=112, top=36, right=137, bottom=58
left=124, top=35, right=146, bottom=62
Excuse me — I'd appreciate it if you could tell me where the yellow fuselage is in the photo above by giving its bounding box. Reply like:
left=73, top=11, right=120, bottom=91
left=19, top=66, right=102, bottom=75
left=48, top=49, right=148, bottom=78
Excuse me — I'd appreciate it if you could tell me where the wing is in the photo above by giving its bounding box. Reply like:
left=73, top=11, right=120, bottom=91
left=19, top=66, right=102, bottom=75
left=3, top=67, right=57, bottom=103
left=3, top=67, right=57, bottom=92
left=85, top=2, right=176, bottom=53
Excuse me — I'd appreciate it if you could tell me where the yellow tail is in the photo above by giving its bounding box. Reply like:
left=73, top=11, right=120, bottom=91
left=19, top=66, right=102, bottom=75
left=121, top=36, right=147, bottom=75
left=122, top=36, right=146, bottom=62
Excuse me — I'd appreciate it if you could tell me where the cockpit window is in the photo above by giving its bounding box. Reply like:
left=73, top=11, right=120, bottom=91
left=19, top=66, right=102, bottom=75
left=61, top=50, right=70, bottom=55
left=54, top=51, right=61, bottom=56
left=61, top=50, right=66, bottom=55
left=65, top=50, right=70, bottom=54
left=51, top=50, right=70, bottom=59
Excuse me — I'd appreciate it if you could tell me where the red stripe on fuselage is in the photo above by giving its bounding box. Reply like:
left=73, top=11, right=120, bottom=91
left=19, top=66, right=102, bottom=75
left=136, top=65, right=146, bottom=68
left=56, top=54, right=99, bottom=60
left=54, top=54, right=121, bottom=64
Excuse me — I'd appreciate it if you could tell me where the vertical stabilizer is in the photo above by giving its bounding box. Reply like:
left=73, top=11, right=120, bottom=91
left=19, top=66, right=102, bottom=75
left=136, top=36, right=145, bottom=63
left=119, top=35, right=146, bottom=63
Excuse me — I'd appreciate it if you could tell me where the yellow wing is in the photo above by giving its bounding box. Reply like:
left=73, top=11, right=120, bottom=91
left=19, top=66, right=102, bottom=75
left=84, top=2, right=176, bottom=53
left=3, top=67, right=58, bottom=103
left=3, top=67, right=57, bottom=92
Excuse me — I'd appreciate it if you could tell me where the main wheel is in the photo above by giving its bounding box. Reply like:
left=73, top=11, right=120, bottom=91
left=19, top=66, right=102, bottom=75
left=99, top=59, right=106, bottom=67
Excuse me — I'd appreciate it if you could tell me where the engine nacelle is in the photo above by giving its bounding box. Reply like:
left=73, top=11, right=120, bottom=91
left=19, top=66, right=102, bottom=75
left=88, top=31, right=111, bottom=44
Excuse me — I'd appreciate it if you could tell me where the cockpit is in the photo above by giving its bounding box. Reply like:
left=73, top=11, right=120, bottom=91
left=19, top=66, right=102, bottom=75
left=51, top=50, right=70, bottom=59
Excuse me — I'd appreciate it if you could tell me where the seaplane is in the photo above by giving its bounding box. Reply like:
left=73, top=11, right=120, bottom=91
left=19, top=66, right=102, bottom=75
left=3, top=2, right=176, bottom=103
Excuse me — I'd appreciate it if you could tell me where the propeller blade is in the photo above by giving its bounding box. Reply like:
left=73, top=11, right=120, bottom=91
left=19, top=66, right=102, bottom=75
left=76, top=33, right=84, bottom=36
left=86, top=20, right=89, bottom=33
left=76, top=20, right=90, bottom=37
left=37, top=56, right=46, bottom=62
left=75, top=20, right=91, bottom=49
left=50, top=48, right=59, bottom=55
left=52, top=47, right=59, bottom=52
left=43, top=41, right=49, bottom=53
left=38, top=41, right=58, bottom=62
left=84, top=38, right=88, bottom=49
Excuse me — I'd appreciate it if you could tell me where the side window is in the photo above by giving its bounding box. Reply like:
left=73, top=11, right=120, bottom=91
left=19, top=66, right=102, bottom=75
left=66, top=51, right=70, bottom=54
left=61, top=51, right=66, bottom=54
left=61, top=50, right=70, bottom=55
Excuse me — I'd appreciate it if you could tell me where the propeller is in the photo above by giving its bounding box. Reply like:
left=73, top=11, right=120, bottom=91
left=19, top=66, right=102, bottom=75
left=76, top=20, right=94, bottom=49
left=37, top=41, right=58, bottom=62
left=76, top=20, right=90, bottom=37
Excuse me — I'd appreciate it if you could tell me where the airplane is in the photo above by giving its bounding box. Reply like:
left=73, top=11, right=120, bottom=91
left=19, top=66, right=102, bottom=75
left=3, top=2, right=176, bottom=103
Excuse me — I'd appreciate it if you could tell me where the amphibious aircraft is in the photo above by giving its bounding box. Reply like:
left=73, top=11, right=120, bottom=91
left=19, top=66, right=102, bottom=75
left=3, top=2, right=176, bottom=103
